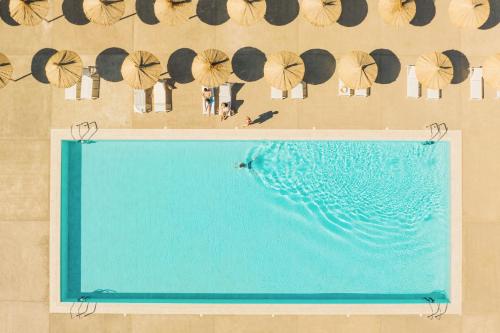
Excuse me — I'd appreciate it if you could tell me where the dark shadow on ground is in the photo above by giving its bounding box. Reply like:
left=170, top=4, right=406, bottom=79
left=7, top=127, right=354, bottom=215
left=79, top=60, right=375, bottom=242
left=0, top=0, right=20, bottom=26
left=136, top=0, right=159, bottom=25
left=252, top=111, right=279, bottom=124
left=197, top=0, right=229, bottom=25
left=265, top=0, right=299, bottom=26
left=370, top=49, right=401, bottom=84
left=167, top=48, right=197, bottom=84
left=300, top=49, right=336, bottom=85
left=443, top=49, right=470, bottom=84
left=95, top=48, right=129, bottom=82
left=31, top=48, right=58, bottom=84
left=338, top=0, right=368, bottom=27
left=410, top=0, right=435, bottom=26
left=480, top=0, right=500, bottom=29
left=232, top=47, right=267, bottom=82
left=231, top=82, right=244, bottom=112
left=62, top=0, right=90, bottom=25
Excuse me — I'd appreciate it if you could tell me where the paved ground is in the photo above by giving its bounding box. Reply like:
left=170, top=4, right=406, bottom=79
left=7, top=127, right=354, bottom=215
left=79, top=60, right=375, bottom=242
left=1, top=0, right=500, bottom=332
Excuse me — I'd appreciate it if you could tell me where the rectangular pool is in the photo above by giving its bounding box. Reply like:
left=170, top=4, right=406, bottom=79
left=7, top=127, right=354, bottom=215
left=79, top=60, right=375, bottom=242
left=50, top=130, right=461, bottom=315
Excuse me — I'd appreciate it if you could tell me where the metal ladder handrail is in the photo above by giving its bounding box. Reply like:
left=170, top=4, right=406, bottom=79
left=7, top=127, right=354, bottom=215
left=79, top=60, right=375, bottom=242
left=70, top=121, right=98, bottom=143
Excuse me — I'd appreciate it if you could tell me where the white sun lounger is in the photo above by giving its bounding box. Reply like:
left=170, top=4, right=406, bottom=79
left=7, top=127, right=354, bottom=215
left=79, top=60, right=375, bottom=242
left=219, top=83, right=232, bottom=107
left=80, top=67, right=100, bottom=100
left=470, top=67, right=484, bottom=100
left=271, top=87, right=287, bottom=99
left=291, top=82, right=307, bottom=99
left=427, top=89, right=441, bottom=100
left=407, top=65, right=421, bottom=98
left=338, top=80, right=353, bottom=96
left=153, top=81, right=167, bottom=112
left=65, top=83, right=80, bottom=100
left=202, top=86, right=215, bottom=115
left=134, top=89, right=152, bottom=113
left=354, top=87, right=370, bottom=97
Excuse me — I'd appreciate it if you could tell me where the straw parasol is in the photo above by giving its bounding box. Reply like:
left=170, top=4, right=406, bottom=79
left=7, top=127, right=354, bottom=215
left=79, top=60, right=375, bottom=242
left=264, top=51, right=305, bottom=91
left=121, top=51, right=162, bottom=89
left=378, top=0, right=416, bottom=26
left=448, top=0, right=490, bottom=28
left=483, top=54, right=500, bottom=89
left=338, top=51, right=378, bottom=89
left=83, top=0, right=125, bottom=25
left=415, top=52, right=454, bottom=89
left=154, top=0, right=195, bottom=26
left=45, top=50, right=83, bottom=88
left=0, top=53, right=13, bottom=89
left=9, top=0, right=49, bottom=26
left=227, top=0, right=266, bottom=26
left=301, top=0, right=342, bottom=27
left=192, top=49, right=232, bottom=88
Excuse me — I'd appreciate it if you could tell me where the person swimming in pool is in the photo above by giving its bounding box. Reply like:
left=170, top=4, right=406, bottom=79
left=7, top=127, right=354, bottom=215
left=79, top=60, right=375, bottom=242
left=236, top=160, right=253, bottom=170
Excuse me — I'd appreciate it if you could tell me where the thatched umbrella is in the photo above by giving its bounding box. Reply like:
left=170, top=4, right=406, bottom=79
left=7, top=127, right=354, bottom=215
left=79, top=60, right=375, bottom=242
left=227, top=0, right=266, bottom=26
left=264, top=51, right=305, bottom=90
left=0, top=53, right=13, bottom=89
left=338, top=51, right=378, bottom=89
left=9, top=0, right=49, bottom=26
left=415, top=52, right=454, bottom=89
left=192, top=49, right=232, bottom=88
left=378, top=0, right=416, bottom=26
left=154, top=0, right=194, bottom=25
left=483, top=54, right=500, bottom=89
left=448, top=0, right=490, bottom=28
left=83, top=0, right=125, bottom=25
left=45, top=50, right=83, bottom=88
left=121, top=51, right=162, bottom=89
left=301, top=0, right=342, bottom=27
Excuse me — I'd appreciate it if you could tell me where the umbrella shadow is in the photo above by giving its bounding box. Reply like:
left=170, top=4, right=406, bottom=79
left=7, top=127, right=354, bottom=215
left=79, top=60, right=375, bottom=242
left=95, top=48, right=129, bottom=82
left=196, top=0, right=229, bottom=25
left=252, top=111, right=279, bottom=125
left=480, top=0, right=500, bottom=29
left=338, top=0, right=368, bottom=27
left=232, top=47, right=267, bottom=82
left=31, top=48, right=58, bottom=84
left=410, top=0, right=435, bottom=26
left=370, top=49, right=401, bottom=84
left=0, top=0, right=20, bottom=26
left=136, top=0, right=159, bottom=25
left=62, top=0, right=90, bottom=25
left=265, top=0, right=299, bottom=26
left=443, top=49, right=470, bottom=84
left=231, top=82, right=245, bottom=113
left=301, top=49, right=336, bottom=85
left=167, top=48, right=197, bottom=84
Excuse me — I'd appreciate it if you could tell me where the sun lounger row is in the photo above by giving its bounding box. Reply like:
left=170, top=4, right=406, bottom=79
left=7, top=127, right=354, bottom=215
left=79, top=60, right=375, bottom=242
left=134, top=80, right=173, bottom=113
left=65, top=67, right=100, bottom=100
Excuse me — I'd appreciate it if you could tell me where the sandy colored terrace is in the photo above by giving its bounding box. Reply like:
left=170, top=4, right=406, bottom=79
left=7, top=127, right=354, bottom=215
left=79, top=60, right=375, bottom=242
left=1, top=0, right=500, bottom=331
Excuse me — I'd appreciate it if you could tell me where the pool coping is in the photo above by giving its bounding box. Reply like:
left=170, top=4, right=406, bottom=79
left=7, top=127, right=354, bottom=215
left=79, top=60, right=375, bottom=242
left=49, top=129, right=462, bottom=315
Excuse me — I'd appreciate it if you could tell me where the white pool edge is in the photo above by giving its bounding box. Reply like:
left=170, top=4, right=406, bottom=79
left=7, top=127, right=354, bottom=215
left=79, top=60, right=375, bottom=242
left=49, top=129, right=462, bottom=315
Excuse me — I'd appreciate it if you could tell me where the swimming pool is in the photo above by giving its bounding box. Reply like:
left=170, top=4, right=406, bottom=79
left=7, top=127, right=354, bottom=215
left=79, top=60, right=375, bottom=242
left=50, top=130, right=461, bottom=314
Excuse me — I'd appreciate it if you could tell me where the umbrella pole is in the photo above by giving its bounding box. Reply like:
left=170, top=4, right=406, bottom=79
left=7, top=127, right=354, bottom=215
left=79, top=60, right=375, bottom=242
left=10, top=73, right=32, bottom=82
left=120, top=12, right=137, bottom=21
left=45, top=14, right=64, bottom=23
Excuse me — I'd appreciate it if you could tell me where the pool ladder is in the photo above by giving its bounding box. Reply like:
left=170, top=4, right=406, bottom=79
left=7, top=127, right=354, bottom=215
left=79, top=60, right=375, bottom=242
left=69, top=296, right=97, bottom=319
left=70, top=121, right=98, bottom=143
left=424, top=297, right=448, bottom=320
left=425, top=122, right=448, bottom=144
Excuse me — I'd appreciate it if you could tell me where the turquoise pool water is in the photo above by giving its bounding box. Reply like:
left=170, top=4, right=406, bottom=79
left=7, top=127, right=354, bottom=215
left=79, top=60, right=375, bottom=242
left=60, top=140, right=450, bottom=304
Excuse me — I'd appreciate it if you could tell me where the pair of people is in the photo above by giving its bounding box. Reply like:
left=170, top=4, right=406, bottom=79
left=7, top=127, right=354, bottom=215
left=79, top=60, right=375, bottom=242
left=202, top=88, right=233, bottom=121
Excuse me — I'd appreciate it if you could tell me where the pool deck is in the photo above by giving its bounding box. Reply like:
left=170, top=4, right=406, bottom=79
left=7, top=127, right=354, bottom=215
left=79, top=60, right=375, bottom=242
left=1, top=0, right=500, bottom=331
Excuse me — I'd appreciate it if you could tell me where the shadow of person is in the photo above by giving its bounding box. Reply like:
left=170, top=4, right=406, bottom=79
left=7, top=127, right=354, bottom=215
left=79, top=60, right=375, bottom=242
left=301, top=49, right=336, bottom=85
left=480, top=0, right=500, bottom=29
left=410, top=0, right=436, bottom=26
left=196, top=0, right=229, bottom=25
left=232, top=47, right=267, bottom=82
left=95, top=48, right=129, bottom=82
left=31, top=48, right=58, bottom=84
left=264, top=0, right=299, bottom=26
left=167, top=48, right=197, bottom=84
left=338, top=0, right=368, bottom=27
left=443, top=49, right=470, bottom=84
left=0, top=0, right=20, bottom=26
left=252, top=111, right=279, bottom=124
left=370, top=49, right=401, bottom=84
left=136, top=0, right=159, bottom=25
left=62, top=0, right=90, bottom=25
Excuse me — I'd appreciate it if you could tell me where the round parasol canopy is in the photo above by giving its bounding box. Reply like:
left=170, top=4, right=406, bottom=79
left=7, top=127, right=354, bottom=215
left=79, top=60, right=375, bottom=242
left=415, top=52, right=454, bottom=89
left=448, top=0, right=490, bottom=28
left=121, top=51, right=162, bottom=89
left=45, top=50, right=83, bottom=88
left=192, top=49, right=232, bottom=88
left=83, top=0, right=126, bottom=26
left=338, top=51, right=378, bottom=89
left=0, top=53, right=13, bottom=89
left=227, top=0, right=266, bottom=26
left=483, top=54, right=500, bottom=89
left=264, top=51, right=305, bottom=90
left=378, top=0, right=416, bottom=26
left=301, top=0, right=342, bottom=27
left=9, top=0, right=49, bottom=26
left=154, top=0, right=195, bottom=25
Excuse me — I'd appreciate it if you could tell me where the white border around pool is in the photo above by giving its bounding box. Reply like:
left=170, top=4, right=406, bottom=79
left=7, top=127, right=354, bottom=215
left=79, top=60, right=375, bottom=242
left=50, top=129, right=462, bottom=315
